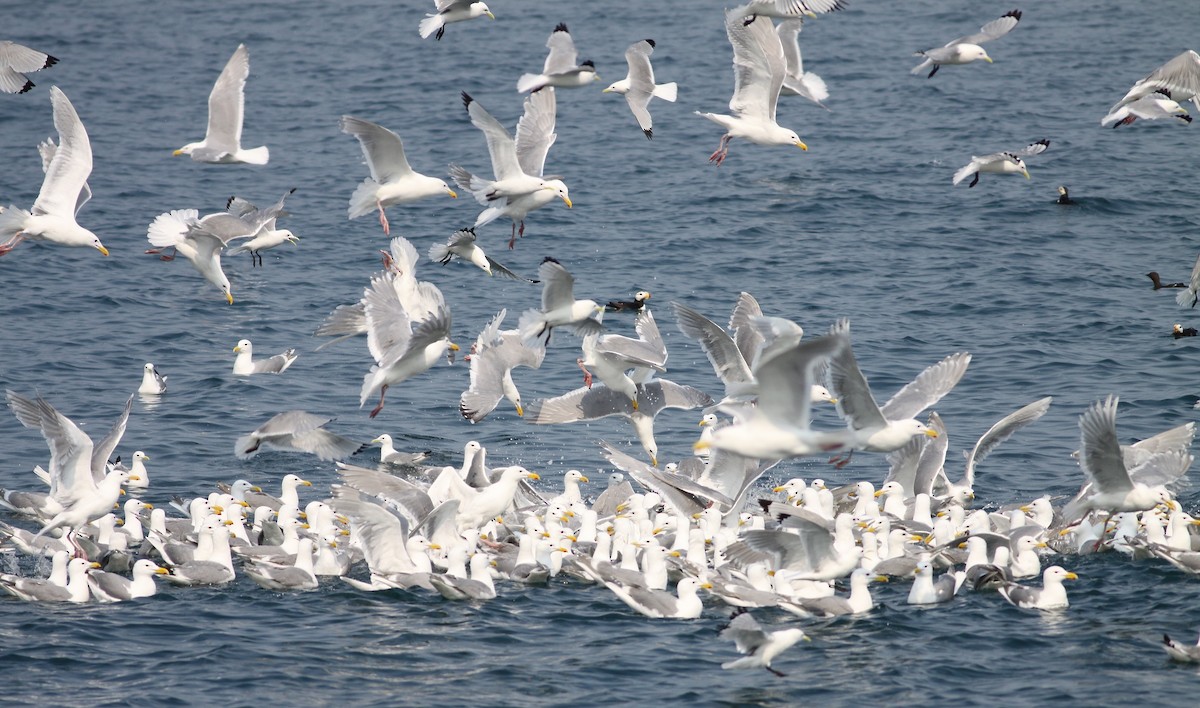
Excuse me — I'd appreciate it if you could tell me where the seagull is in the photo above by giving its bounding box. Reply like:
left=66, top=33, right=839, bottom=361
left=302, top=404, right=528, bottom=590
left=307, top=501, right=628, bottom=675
left=1106, top=50, right=1200, bottom=116
left=825, top=319, right=969, bottom=461
left=223, top=191, right=299, bottom=266
left=87, top=559, right=169, bottom=602
left=776, top=20, right=829, bottom=109
left=911, top=10, right=1022, bottom=78
left=907, top=560, right=965, bottom=604
left=697, top=9, right=807, bottom=166
left=1101, top=89, right=1193, bottom=128
left=368, top=434, right=430, bottom=466
left=1177, top=253, right=1200, bottom=308
left=601, top=576, right=711, bottom=619
left=953, top=139, right=1049, bottom=188
left=0, top=41, right=58, bottom=94
left=359, top=271, right=459, bottom=418
left=718, top=609, right=809, bottom=676
left=517, top=23, right=599, bottom=93
left=0, top=87, right=107, bottom=258
left=603, top=39, right=677, bottom=138
left=0, top=557, right=95, bottom=603
left=418, top=0, right=494, bottom=41
left=460, top=309, right=545, bottom=422
left=1163, top=630, right=1200, bottom=663
left=427, top=228, right=533, bottom=280
left=448, top=89, right=566, bottom=249
left=232, top=339, right=298, bottom=375
left=138, top=362, right=168, bottom=395
left=517, top=258, right=604, bottom=345
left=1061, top=396, right=1187, bottom=525
left=340, top=115, right=457, bottom=236
left=998, top=565, right=1077, bottom=610
left=174, top=44, right=268, bottom=164
left=735, top=0, right=847, bottom=21
left=234, top=411, right=364, bottom=461
left=576, top=308, right=668, bottom=406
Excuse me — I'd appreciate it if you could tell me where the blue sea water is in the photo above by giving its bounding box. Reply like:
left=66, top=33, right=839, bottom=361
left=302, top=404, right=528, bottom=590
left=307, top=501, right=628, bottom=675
left=3, top=0, right=1200, bottom=703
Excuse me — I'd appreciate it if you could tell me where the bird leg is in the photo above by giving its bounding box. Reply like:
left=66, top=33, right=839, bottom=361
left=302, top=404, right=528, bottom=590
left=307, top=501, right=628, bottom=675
left=765, top=666, right=786, bottom=678
left=708, top=135, right=732, bottom=166
left=368, top=385, right=389, bottom=419
left=377, top=202, right=390, bottom=236
left=968, top=172, right=980, bottom=188
left=577, top=358, right=593, bottom=388
left=0, top=232, right=24, bottom=256
left=927, top=65, right=939, bottom=79
left=145, top=245, right=177, bottom=261
left=829, top=450, right=855, bottom=469
left=380, top=249, right=396, bottom=272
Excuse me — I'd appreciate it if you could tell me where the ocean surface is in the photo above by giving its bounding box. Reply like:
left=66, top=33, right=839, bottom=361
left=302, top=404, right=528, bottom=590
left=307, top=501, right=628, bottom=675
left=2, top=0, right=1200, bottom=703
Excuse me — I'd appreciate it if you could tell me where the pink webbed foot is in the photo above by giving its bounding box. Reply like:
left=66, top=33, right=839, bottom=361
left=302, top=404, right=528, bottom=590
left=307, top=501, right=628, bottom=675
left=378, top=203, right=390, bottom=236
left=368, top=385, right=388, bottom=419
left=576, top=359, right=593, bottom=388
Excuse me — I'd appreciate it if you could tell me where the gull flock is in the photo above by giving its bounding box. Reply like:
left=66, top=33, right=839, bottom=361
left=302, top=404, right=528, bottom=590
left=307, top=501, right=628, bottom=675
left=4, top=2, right=1200, bottom=678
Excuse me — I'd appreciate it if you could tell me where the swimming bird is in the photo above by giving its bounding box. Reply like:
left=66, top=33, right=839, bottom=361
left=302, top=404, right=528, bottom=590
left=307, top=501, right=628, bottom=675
left=907, top=560, right=965, bottom=604
left=340, top=115, right=457, bottom=236
left=518, top=258, right=605, bottom=345
left=138, top=363, right=167, bottom=394
left=428, top=228, right=532, bottom=280
left=449, top=89, right=567, bottom=249
left=174, top=44, right=268, bottom=164
left=232, top=339, right=298, bottom=375
left=776, top=20, right=829, bottom=109
left=0, top=87, right=107, bottom=258
left=604, top=39, right=677, bottom=138
left=1148, top=271, right=1186, bottom=289
left=825, top=319, right=968, bottom=462
left=429, top=552, right=497, bottom=600
left=517, top=24, right=599, bottom=93
left=234, top=411, right=364, bottom=461
left=602, top=576, right=711, bottom=619
left=1062, top=396, right=1187, bottom=525
left=718, top=609, right=809, bottom=676
left=953, top=139, right=1049, bottom=188
left=87, top=559, right=169, bottom=602
left=359, top=270, right=459, bottom=418
left=725, top=507, right=862, bottom=581
left=1056, top=186, right=1075, bottom=205
left=1101, top=89, right=1193, bottom=128
left=911, top=9, right=1021, bottom=78
left=460, top=309, right=545, bottom=421
left=0, top=557, right=95, bottom=603
left=0, top=41, right=57, bottom=94
left=788, top=567, right=887, bottom=617
left=998, top=565, right=1077, bottom=610
left=1163, top=630, right=1200, bottom=663
left=1106, top=50, right=1200, bottom=116
left=1173, top=324, right=1198, bottom=339
left=418, top=0, right=494, bottom=41
left=606, top=291, right=651, bottom=313
left=698, top=9, right=807, bottom=166
left=369, top=434, right=431, bottom=466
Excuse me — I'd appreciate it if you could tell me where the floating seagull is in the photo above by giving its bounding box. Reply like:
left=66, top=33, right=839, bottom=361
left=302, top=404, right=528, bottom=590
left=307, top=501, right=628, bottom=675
left=907, top=559, right=965, bottom=604
left=998, top=565, right=1077, bottom=610
left=601, top=576, right=711, bottom=619
left=0, top=557, right=95, bottom=603
left=418, top=0, right=494, bottom=41
left=460, top=309, right=545, bottom=422
left=518, top=258, right=604, bottom=345
left=359, top=271, right=459, bottom=418
left=138, top=362, right=168, bottom=395
left=603, top=39, right=677, bottom=139
left=428, top=228, right=533, bottom=280
left=776, top=20, right=829, bottom=109
left=698, top=10, right=807, bottom=166
left=232, top=339, right=298, bottom=375
left=517, top=24, right=599, bottom=93
left=953, top=139, right=1049, bottom=188
left=911, top=10, right=1021, bottom=79
left=340, top=115, right=457, bottom=236
left=0, top=41, right=57, bottom=94
left=0, top=87, right=107, bottom=258
left=174, top=44, right=268, bottom=164
left=223, top=191, right=299, bottom=266
left=1106, top=50, right=1200, bottom=116
left=1163, top=630, right=1200, bottom=663
left=1101, top=89, right=1192, bottom=128
left=234, top=411, right=364, bottom=461
left=718, top=609, right=809, bottom=676
left=449, top=89, right=567, bottom=249
left=369, top=434, right=430, bottom=466
left=87, top=558, right=169, bottom=602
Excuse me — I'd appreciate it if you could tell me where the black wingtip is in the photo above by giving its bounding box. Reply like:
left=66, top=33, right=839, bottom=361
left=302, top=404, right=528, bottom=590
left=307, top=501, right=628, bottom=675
left=645, top=39, right=656, bottom=48
left=18, top=79, right=34, bottom=94
left=461, top=91, right=473, bottom=110
left=742, top=13, right=758, bottom=26
left=43, top=55, right=59, bottom=69
left=1181, top=114, right=1194, bottom=123
left=553, top=22, right=569, bottom=34
left=581, top=60, right=595, bottom=69
left=1164, top=634, right=1173, bottom=645
left=1035, top=139, right=1050, bottom=148
left=225, top=195, right=235, bottom=209
left=541, top=256, right=561, bottom=265
left=1155, top=88, right=1174, bottom=99
left=1004, top=9, right=1022, bottom=21
left=643, top=128, right=653, bottom=139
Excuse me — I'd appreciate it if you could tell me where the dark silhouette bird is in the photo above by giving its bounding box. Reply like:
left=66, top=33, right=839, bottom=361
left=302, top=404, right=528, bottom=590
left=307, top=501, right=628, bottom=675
left=1149, top=272, right=1187, bottom=289
left=1056, top=185, right=1075, bottom=205
left=606, top=290, right=651, bottom=313
left=1172, top=323, right=1198, bottom=339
